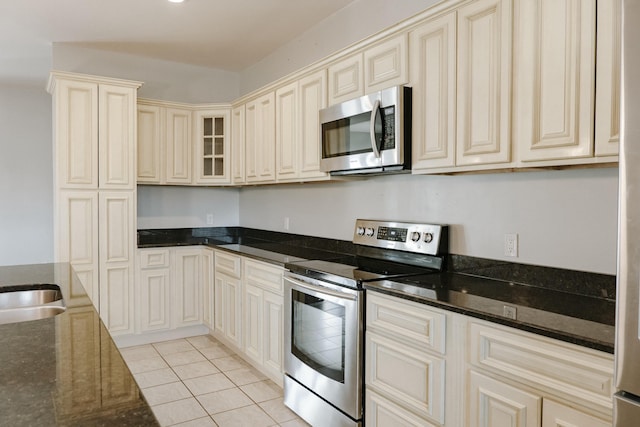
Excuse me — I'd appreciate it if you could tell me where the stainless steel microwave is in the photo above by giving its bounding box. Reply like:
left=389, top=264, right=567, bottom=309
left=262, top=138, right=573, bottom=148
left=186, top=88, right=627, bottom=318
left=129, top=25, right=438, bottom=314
left=319, top=85, right=411, bottom=175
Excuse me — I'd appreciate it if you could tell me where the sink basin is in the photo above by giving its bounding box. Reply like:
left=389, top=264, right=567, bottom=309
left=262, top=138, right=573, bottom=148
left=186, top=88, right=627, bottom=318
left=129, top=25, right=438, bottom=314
left=0, top=286, right=66, bottom=325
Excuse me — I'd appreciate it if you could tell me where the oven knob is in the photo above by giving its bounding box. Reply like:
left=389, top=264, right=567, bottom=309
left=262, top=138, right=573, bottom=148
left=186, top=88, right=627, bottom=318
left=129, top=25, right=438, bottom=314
left=356, top=226, right=365, bottom=236
left=423, top=233, right=434, bottom=243
left=366, top=227, right=375, bottom=237
left=410, top=231, right=421, bottom=242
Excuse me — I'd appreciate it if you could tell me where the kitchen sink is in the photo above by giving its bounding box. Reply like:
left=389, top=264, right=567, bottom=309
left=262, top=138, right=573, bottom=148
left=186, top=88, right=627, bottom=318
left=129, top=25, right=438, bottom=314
left=0, top=286, right=66, bottom=325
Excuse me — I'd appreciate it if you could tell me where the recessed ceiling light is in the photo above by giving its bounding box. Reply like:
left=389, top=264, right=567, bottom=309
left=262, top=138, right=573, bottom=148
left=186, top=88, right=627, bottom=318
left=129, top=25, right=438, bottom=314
left=168, top=0, right=184, bottom=3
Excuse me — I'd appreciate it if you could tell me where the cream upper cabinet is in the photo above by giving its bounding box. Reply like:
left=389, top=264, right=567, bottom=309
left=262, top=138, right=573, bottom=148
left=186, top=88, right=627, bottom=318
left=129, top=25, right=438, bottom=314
left=298, top=70, right=329, bottom=181
left=194, top=108, right=231, bottom=185
left=328, top=33, right=408, bottom=106
left=245, top=92, right=276, bottom=183
left=231, top=104, right=246, bottom=185
left=275, top=82, right=298, bottom=181
left=595, top=0, right=621, bottom=157
left=137, top=103, right=162, bottom=184
left=456, top=0, right=513, bottom=167
left=98, top=84, right=136, bottom=190
left=328, top=53, right=363, bottom=105
left=276, top=71, right=329, bottom=183
left=165, top=107, right=193, bottom=184
left=364, top=33, right=409, bottom=93
left=51, top=78, right=98, bottom=189
left=410, top=11, right=457, bottom=171
left=514, top=0, right=596, bottom=163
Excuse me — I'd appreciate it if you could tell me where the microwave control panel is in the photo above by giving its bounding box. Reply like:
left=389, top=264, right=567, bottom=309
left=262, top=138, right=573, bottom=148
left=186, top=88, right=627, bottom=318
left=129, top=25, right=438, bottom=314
left=353, top=219, right=448, bottom=256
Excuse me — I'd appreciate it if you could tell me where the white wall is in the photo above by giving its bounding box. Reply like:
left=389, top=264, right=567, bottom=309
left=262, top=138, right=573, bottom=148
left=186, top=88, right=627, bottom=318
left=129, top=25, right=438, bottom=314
left=239, top=168, right=619, bottom=275
left=239, top=0, right=440, bottom=94
left=0, top=84, right=54, bottom=266
left=137, top=186, right=239, bottom=229
left=52, top=44, right=240, bottom=103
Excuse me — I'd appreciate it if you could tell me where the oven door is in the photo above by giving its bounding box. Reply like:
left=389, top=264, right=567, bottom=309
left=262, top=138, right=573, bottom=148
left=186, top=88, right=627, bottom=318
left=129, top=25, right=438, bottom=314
left=283, top=272, right=364, bottom=420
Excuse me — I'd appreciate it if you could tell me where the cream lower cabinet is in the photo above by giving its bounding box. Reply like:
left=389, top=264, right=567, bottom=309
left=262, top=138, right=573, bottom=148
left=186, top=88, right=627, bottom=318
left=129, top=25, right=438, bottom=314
left=213, top=250, right=243, bottom=350
left=202, top=248, right=214, bottom=329
left=365, top=292, right=448, bottom=426
left=242, top=259, right=284, bottom=385
left=466, top=320, right=613, bottom=426
left=135, top=246, right=209, bottom=334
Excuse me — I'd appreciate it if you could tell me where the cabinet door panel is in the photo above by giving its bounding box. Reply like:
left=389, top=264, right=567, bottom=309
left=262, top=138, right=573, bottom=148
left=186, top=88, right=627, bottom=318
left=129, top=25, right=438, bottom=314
left=245, top=93, right=276, bottom=183
left=366, top=332, right=444, bottom=423
left=224, top=276, right=242, bottom=348
left=195, top=109, right=231, bottom=184
left=595, top=0, right=621, bottom=156
left=542, top=399, right=609, bottom=427
left=263, top=291, right=283, bottom=382
left=366, top=389, right=439, bottom=427
left=457, top=0, right=512, bottom=166
left=468, top=370, right=541, bottom=427
left=276, top=82, right=298, bottom=180
left=165, top=107, right=192, bottom=184
left=365, top=34, right=409, bottom=92
left=410, top=11, right=457, bottom=170
left=244, top=284, right=263, bottom=363
left=231, top=105, right=246, bottom=184
left=99, top=192, right=134, bottom=335
left=174, top=249, right=202, bottom=327
left=299, top=70, right=329, bottom=180
left=139, top=269, right=171, bottom=331
left=328, top=54, right=364, bottom=105
left=55, top=80, right=98, bottom=188
left=202, top=249, right=214, bottom=329
left=99, top=85, right=136, bottom=189
left=515, top=0, right=596, bottom=162
left=56, top=191, right=99, bottom=305
left=137, top=104, right=162, bottom=183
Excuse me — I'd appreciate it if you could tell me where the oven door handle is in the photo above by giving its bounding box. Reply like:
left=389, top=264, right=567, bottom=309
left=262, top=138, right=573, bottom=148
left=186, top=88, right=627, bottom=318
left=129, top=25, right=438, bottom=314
left=285, top=275, right=358, bottom=301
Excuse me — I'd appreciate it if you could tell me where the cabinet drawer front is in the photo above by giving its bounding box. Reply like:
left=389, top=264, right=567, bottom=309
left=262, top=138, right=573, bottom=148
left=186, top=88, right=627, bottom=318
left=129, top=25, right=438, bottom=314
left=366, top=389, right=439, bottom=427
left=243, top=259, right=283, bottom=293
left=469, top=321, right=614, bottom=412
left=138, top=249, right=170, bottom=269
left=214, top=251, right=242, bottom=278
left=366, top=332, right=444, bottom=423
left=367, top=292, right=446, bottom=354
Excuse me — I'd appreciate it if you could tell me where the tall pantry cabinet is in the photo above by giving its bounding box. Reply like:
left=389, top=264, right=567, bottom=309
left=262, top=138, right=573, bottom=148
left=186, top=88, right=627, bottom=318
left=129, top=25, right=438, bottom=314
left=48, top=71, right=142, bottom=336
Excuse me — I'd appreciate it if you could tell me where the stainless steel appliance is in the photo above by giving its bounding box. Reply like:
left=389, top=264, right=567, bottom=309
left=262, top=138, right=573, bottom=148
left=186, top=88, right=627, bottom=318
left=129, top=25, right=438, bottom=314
left=283, top=219, right=448, bottom=427
left=615, top=1, right=640, bottom=424
left=319, top=86, right=411, bottom=175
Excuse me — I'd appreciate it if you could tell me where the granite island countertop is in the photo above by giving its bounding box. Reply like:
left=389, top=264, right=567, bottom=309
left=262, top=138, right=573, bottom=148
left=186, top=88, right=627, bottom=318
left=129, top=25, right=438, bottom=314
left=0, top=263, right=158, bottom=427
left=138, top=227, right=616, bottom=353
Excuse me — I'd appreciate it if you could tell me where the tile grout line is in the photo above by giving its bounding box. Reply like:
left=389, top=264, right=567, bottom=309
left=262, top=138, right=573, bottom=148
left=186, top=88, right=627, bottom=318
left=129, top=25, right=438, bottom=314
left=136, top=337, right=284, bottom=426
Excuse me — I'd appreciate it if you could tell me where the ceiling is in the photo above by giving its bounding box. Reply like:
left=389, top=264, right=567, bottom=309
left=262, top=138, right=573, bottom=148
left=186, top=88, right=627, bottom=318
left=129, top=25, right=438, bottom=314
left=0, top=0, right=356, bottom=72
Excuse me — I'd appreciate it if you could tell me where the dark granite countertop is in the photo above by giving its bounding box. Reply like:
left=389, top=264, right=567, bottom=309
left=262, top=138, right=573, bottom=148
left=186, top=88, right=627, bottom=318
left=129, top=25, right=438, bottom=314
left=365, top=271, right=615, bottom=353
left=138, top=227, right=616, bottom=354
left=0, top=263, right=158, bottom=427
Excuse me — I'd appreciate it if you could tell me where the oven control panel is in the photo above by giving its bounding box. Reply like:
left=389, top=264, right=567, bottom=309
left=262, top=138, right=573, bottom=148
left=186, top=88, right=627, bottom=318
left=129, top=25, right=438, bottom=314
left=353, top=219, right=447, bottom=255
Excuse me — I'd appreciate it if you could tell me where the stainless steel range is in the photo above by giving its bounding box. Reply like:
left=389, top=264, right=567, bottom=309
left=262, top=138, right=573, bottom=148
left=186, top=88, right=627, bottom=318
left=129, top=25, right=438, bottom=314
left=283, top=219, right=448, bottom=427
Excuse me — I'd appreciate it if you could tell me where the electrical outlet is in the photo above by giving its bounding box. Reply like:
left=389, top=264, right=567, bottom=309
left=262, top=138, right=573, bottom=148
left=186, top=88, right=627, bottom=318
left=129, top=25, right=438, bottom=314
left=284, top=217, right=290, bottom=230
left=503, top=305, right=517, bottom=320
left=206, top=214, right=214, bottom=225
left=504, top=233, right=518, bottom=257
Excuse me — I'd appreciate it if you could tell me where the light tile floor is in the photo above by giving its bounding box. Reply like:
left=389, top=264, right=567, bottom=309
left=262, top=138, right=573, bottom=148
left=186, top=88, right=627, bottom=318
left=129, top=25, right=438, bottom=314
left=120, top=335, right=310, bottom=427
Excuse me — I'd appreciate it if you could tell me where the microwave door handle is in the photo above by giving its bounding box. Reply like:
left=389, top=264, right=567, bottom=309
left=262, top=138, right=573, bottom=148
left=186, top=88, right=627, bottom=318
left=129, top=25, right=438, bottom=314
left=369, top=99, right=382, bottom=158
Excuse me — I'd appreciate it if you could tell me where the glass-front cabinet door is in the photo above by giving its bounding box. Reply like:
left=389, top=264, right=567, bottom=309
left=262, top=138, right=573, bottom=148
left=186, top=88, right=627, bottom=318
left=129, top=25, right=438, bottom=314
left=195, top=108, right=231, bottom=184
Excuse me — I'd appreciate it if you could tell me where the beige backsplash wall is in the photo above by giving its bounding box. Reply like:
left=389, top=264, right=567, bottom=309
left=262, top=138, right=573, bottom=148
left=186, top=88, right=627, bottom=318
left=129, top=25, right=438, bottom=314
left=239, top=168, right=619, bottom=275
